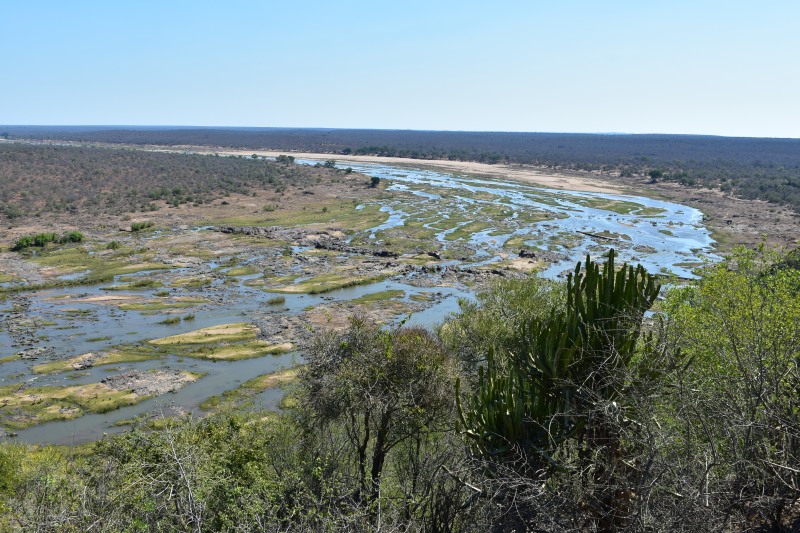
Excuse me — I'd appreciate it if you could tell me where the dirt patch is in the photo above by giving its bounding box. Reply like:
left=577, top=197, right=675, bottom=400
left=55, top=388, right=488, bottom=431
left=76, top=294, right=141, bottom=303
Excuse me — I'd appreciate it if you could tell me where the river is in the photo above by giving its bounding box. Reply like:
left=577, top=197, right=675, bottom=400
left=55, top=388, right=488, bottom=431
left=1, top=160, right=716, bottom=444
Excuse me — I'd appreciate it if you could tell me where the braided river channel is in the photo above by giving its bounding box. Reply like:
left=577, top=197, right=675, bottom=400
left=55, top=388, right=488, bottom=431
left=1, top=160, right=717, bottom=444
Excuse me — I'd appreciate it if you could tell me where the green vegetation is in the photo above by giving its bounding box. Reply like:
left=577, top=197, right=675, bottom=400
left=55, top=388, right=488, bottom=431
left=11, top=230, right=84, bottom=252
left=118, top=298, right=206, bottom=311
left=149, top=323, right=292, bottom=361
left=0, top=143, right=343, bottom=220
left=0, top=245, right=175, bottom=294
left=130, top=221, right=154, bottom=232
left=218, top=201, right=389, bottom=230
left=0, top=370, right=201, bottom=430
left=33, top=347, right=159, bottom=375
left=102, top=278, right=163, bottom=291
left=350, top=289, right=404, bottom=304
left=0, top=382, right=140, bottom=429
left=200, top=367, right=300, bottom=411
left=1, top=248, right=799, bottom=531
left=267, top=272, right=386, bottom=294
left=170, top=276, right=212, bottom=288
left=225, top=265, right=259, bottom=276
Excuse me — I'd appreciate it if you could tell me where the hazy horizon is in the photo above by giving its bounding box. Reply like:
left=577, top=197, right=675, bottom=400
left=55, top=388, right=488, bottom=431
left=5, top=125, right=800, bottom=141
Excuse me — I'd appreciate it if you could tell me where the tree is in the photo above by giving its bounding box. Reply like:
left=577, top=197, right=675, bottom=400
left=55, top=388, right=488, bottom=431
left=663, top=246, right=800, bottom=530
left=648, top=169, right=663, bottom=183
left=299, top=316, right=457, bottom=506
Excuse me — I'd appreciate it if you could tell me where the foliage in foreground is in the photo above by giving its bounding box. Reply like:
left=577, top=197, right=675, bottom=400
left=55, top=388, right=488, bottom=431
left=0, top=247, right=798, bottom=532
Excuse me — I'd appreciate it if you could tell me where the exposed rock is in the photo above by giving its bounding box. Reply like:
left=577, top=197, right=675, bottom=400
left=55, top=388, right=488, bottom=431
left=102, top=369, right=196, bottom=397
left=16, top=347, right=49, bottom=360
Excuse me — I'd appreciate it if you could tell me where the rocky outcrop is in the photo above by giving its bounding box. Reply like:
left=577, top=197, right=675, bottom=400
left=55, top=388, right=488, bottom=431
left=102, top=369, right=196, bottom=397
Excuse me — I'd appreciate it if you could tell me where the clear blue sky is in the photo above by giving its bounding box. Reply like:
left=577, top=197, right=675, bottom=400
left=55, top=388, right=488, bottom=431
left=2, top=0, right=798, bottom=137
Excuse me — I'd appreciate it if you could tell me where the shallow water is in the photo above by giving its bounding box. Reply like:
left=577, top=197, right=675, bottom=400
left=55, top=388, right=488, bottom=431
left=2, top=161, right=716, bottom=444
left=325, top=160, right=717, bottom=279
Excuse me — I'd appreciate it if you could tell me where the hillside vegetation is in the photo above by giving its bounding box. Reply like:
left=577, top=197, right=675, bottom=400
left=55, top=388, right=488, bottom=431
left=2, top=247, right=798, bottom=532
left=0, top=143, right=334, bottom=220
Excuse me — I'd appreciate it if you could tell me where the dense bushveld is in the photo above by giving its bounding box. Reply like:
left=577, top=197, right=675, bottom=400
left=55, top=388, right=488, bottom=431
left=5, top=126, right=800, bottom=212
left=0, top=143, right=334, bottom=220
left=2, top=247, right=797, bottom=532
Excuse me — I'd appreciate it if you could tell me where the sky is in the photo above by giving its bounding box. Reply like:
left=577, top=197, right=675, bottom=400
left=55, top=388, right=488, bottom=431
left=2, top=1, right=799, bottom=138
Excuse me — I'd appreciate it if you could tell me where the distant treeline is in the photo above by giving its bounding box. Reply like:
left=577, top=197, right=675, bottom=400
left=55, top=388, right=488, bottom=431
left=3, top=126, right=800, bottom=211
left=0, top=143, right=327, bottom=219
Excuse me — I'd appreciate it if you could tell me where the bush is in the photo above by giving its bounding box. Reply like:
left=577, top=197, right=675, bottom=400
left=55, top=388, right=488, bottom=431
left=130, top=221, right=154, bottom=232
left=11, top=231, right=83, bottom=251
left=61, top=231, right=84, bottom=243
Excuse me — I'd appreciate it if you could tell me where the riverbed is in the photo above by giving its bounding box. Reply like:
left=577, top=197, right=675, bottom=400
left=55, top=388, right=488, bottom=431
left=0, top=160, right=716, bottom=444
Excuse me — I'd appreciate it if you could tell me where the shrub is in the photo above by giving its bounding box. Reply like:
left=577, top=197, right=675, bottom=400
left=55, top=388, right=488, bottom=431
left=11, top=231, right=82, bottom=251
left=130, top=221, right=154, bottom=232
left=60, top=231, right=84, bottom=243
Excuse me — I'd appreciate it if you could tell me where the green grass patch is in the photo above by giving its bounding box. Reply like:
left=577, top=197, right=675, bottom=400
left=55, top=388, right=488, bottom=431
left=170, top=276, right=212, bottom=288
left=226, top=265, right=260, bottom=276
left=350, top=290, right=404, bottom=304
left=216, top=201, right=389, bottom=230
left=33, top=347, right=160, bottom=375
left=0, top=272, right=18, bottom=283
left=179, top=340, right=292, bottom=361
left=0, top=383, right=140, bottom=429
left=149, top=322, right=256, bottom=345
left=22, top=246, right=174, bottom=288
left=0, top=370, right=200, bottom=429
left=636, top=207, right=668, bottom=216
left=200, top=367, right=300, bottom=411
left=268, top=273, right=386, bottom=294
left=118, top=298, right=207, bottom=311
left=0, top=354, right=21, bottom=365
left=410, top=292, right=436, bottom=302
left=102, top=279, right=163, bottom=291
left=148, top=323, right=292, bottom=361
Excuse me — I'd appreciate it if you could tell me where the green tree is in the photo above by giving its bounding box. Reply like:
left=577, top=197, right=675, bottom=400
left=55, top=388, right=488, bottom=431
left=299, top=316, right=457, bottom=506
left=648, top=169, right=663, bottom=183
left=663, top=246, right=800, bottom=529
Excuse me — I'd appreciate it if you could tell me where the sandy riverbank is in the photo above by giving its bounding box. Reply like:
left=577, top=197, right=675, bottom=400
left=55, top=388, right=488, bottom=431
left=209, top=150, right=624, bottom=195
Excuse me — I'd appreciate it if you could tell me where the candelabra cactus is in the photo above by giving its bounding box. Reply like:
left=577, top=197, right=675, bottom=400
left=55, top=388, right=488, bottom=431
left=457, top=249, right=660, bottom=469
